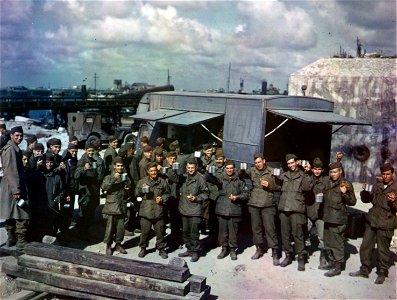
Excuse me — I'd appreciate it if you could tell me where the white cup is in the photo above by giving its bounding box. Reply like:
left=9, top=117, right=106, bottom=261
left=208, top=165, right=216, bottom=174
left=240, top=162, right=247, bottom=170
left=315, top=193, right=324, bottom=203
left=161, top=167, right=168, bottom=174
left=273, top=168, right=281, bottom=176
left=121, top=173, right=128, bottom=182
left=17, top=199, right=25, bottom=207
left=142, top=185, right=150, bottom=193
left=91, top=162, right=97, bottom=169
left=194, top=151, right=201, bottom=158
left=127, top=202, right=133, bottom=208
left=172, top=162, right=180, bottom=170
left=365, top=184, right=373, bottom=192
left=301, top=160, right=308, bottom=167
left=137, top=197, right=143, bottom=202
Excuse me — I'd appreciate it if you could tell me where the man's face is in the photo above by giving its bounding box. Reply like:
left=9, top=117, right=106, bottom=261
left=11, top=132, right=23, bottom=145
left=147, top=167, right=158, bottom=180
left=186, top=163, right=197, bottom=176
left=114, top=162, right=124, bottom=174
left=110, top=140, right=118, bottom=149
left=166, top=156, right=176, bottom=167
left=312, top=167, right=323, bottom=177
left=287, top=159, right=297, bottom=172
left=68, top=149, right=78, bottom=158
left=86, top=148, right=94, bottom=158
left=144, top=150, right=152, bottom=159
left=155, top=154, right=163, bottom=163
left=45, top=160, right=54, bottom=171
left=215, top=156, right=225, bottom=168
left=382, top=170, right=394, bottom=184
left=50, top=144, right=61, bottom=155
left=33, top=149, right=43, bottom=158
left=254, top=157, right=265, bottom=170
left=329, top=168, right=342, bottom=181
left=204, top=149, right=212, bottom=158
left=22, top=156, right=29, bottom=167
left=225, top=164, right=235, bottom=176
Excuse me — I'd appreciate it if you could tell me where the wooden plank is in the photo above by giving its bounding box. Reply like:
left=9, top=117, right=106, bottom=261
left=186, top=285, right=211, bottom=300
left=7, top=289, right=38, bottom=300
left=18, top=255, right=190, bottom=296
left=24, top=242, right=190, bottom=283
left=187, top=275, right=206, bottom=293
left=3, top=261, right=188, bottom=300
left=16, top=278, right=111, bottom=300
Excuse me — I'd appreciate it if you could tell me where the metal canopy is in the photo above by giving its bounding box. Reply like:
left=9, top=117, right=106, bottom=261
left=268, top=109, right=371, bottom=125
left=158, top=111, right=224, bottom=126
left=130, top=109, right=186, bottom=121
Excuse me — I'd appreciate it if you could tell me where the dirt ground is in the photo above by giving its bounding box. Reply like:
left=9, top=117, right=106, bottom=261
left=1, top=183, right=396, bottom=299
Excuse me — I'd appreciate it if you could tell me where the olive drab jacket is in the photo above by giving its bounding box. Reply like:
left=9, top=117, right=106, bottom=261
left=278, top=169, right=314, bottom=213
left=212, top=171, right=249, bottom=217
left=74, top=153, right=105, bottom=198
left=244, top=165, right=279, bottom=208
left=135, top=176, right=170, bottom=219
left=179, top=172, right=209, bottom=217
left=101, top=172, right=132, bottom=215
left=0, top=140, right=30, bottom=220
left=323, top=177, right=356, bottom=224
left=360, top=180, right=397, bottom=230
left=305, top=174, right=327, bottom=220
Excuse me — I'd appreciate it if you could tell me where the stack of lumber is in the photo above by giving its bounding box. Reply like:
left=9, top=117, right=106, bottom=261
left=2, top=242, right=210, bottom=299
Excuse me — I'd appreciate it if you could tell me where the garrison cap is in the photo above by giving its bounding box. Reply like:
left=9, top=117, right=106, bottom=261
left=329, top=161, right=342, bottom=170
left=312, top=157, right=323, bottom=168
left=114, top=156, right=124, bottom=164
left=285, top=154, right=297, bottom=162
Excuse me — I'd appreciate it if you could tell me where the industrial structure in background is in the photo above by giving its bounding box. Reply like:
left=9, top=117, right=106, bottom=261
left=288, top=47, right=396, bottom=182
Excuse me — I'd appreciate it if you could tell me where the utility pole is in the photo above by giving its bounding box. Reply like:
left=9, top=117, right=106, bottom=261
left=93, top=73, right=99, bottom=95
left=167, top=69, right=171, bottom=86
left=226, top=63, right=231, bottom=93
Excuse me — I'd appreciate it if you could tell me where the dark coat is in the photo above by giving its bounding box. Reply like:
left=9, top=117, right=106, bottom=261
left=75, top=153, right=105, bottom=199
left=0, top=140, right=29, bottom=219
left=101, top=172, right=131, bottom=215
left=305, top=174, right=327, bottom=220
left=278, top=169, right=313, bottom=213
left=213, top=172, right=249, bottom=217
left=323, top=177, right=357, bottom=224
left=135, top=176, right=170, bottom=219
left=245, top=165, right=279, bottom=208
left=361, top=180, right=397, bottom=230
left=179, top=172, right=209, bottom=217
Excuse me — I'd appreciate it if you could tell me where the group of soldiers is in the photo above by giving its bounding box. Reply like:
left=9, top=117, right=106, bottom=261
left=1, top=124, right=396, bottom=285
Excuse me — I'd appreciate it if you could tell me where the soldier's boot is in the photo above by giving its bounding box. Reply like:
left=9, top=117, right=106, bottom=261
left=190, top=252, right=200, bottom=262
left=15, top=233, right=28, bottom=253
left=297, top=254, right=306, bottom=271
left=318, top=249, right=328, bottom=269
left=272, top=248, right=280, bottom=266
left=349, top=265, right=369, bottom=278
left=159, top=249, right=168, bottom=259
left=230, top=248, right=237, bottom=261
left=374, top=269, right=387, bottom=284
left=324, top=262, right=342, bottom=277
left=217, top=246, right=230, bottom=259
left=251, top=244, right=265, bottom=260
left=178, top=250, right=192, bottom=257
left=115, top=243, right=127, bottom=254
left=6, top=229, right=17, bottom=247
left=138, top=247, right=147, bottom=258
left=105, top=244, right=112, bottom=255
left=280, top=253, right=293, bottom=267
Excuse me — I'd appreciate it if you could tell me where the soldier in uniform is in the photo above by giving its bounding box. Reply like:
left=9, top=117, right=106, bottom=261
left=25, top=135, right=37, bottom=157
left=321, top=161, right=356, bottom=277
left=349, top=162, right=397, bottom=284
left=138, top=145, right=153, bottom=180
left=240, top=153, right=281, bottom=265
left=135, top=162, right=170, bottom=259
left=178, top=158, right=209, bottom=262
left=209, top=160, right=249, bottom=260
left=101, top=156, right=131, bottom=255
left=0, top=126, right=30, bottom=251
left=278, top=154, right=313, bottom=271
left=103, top=135, right=118, bottom=176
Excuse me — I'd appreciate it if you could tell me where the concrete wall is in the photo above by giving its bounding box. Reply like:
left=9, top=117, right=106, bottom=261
left=288, top=58, right=396, bottom=182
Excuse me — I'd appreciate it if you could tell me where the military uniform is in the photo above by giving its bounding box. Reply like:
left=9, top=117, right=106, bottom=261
left=103, top=146, right=118, bottom=176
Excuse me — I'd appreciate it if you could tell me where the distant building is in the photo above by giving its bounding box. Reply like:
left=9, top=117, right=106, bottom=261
left=289, top=58, right=396, bottom=182
left=113, top=79, right=122, bottom=90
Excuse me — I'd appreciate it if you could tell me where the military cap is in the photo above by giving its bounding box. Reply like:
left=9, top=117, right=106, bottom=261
left=328, top=161, right=342, bottom=170
left=285, top=154, right=297, bottom=162
left=203, top=143, right=212, bottom=151
left=146, top=161, right=157, bottom=170
left=312, top=157, right=323, bottom=168
left=10, top=126, right=23, bottom=134
left=114, top=156, right=124, bottom=165
left=108, top=135, right=117, bottom=143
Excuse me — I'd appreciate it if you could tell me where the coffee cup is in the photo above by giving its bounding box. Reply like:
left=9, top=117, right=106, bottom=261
left=17, top=199, right=25, bottom=207
left=126, top=202, right=133, bottom=208
left=67, top=159, right=72, bottom=167
left=273, top=168, right=281, bottom=176
left=142, top=185, right=150, bottom=193
left=240, top=162, right=247, bottom=170
left=364, top=184, right=373, bottom=192
left=137, top=197, right=143, bottom=202
left=301, top=160, right=308, bottom=167
left=91, top=162, right=97, bottom=169
left=172, top=162, right=180, bottom=170
left=121, top=173, right=128, bottom=182
left=208, top=165, right=216, bottom=174
left=161, top=167, right=168, bottom=174
left=194, top=151, right=201, bottom=158
left=315, top=193, right=324, bottom=203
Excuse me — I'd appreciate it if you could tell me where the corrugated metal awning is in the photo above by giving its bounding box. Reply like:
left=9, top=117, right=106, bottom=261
left=130, top=109, right=186, bottom=121
left=158, top=111, right=224, bottom=126
left=268, top=109, right=371, bottom=125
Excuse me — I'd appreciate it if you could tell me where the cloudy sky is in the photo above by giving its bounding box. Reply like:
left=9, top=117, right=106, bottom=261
left=1, top=0, right=396, bottom=93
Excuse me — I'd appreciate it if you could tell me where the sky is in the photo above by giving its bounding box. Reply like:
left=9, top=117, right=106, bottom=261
left=0, top=0, right=396, bottom=93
